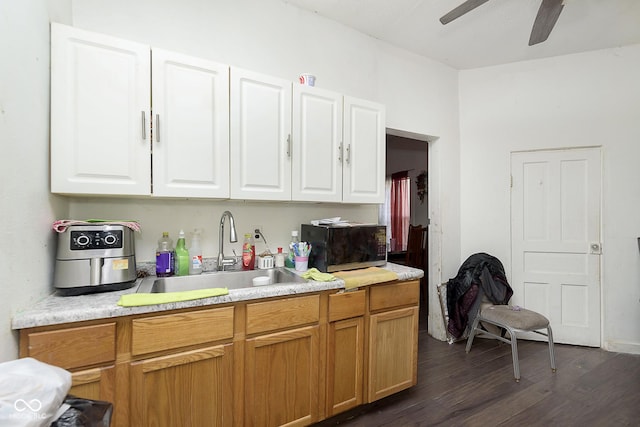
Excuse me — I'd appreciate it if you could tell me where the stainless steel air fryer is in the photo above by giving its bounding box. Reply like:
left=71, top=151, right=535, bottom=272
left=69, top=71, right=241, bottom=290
left=54, top=224, right=137, bottom=295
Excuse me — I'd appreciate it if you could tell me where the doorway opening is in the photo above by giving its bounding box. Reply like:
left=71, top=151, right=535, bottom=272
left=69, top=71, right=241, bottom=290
left=382, top=130, right=430, bottom=312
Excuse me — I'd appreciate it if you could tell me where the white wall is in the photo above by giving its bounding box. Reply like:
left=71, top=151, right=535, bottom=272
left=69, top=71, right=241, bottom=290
left=374, top=44, right=461, bottom=338
left=0, top=0, right=461, bottom=360
left=0, top=0, right=71, bottom=361
left=459, top=45, right=640, bottom=353
left=68, top=198, right=379, bottom=264
left=68, top=0, right=462, bottom=340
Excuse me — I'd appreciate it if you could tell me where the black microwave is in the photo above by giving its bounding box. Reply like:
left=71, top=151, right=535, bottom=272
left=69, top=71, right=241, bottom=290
left=301, top=224, right=387, bottom=273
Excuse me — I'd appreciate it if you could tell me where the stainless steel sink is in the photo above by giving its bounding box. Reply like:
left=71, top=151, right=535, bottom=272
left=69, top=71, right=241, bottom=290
left=137, top=268, right=307, bottom=293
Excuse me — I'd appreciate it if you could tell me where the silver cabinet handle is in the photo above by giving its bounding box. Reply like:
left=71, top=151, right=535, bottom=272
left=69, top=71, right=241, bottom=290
left=346, top=144, right=351, bottom=164
left=338, top=142, right=343, bottom=162
left=155, top=114, right=160, bottom=142
left=287, top=134, right=291, bottom=158
left=141, top=111, right=146, bottom=140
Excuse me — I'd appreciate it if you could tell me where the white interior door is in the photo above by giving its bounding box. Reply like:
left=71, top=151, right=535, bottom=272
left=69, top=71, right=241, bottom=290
left=511, top=147, right=601, bottom=347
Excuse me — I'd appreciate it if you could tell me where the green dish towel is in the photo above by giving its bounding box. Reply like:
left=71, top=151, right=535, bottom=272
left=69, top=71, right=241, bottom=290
left=117, top=288, right=229, bottom=307
left=301, top=268, right=336, bottom=282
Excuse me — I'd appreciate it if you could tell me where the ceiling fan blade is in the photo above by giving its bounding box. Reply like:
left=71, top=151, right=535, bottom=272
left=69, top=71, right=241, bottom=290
left=529, top=0, right=564, bottom=45
left=440, top=0, right=491, bottom=25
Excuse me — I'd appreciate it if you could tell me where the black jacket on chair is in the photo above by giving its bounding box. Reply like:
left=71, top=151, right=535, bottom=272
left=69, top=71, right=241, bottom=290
left=446, top=253, right=513, bottom=339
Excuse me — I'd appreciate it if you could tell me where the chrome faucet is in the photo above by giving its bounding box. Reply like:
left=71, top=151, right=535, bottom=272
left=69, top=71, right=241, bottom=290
left=217, top=210, right=238, bottom=271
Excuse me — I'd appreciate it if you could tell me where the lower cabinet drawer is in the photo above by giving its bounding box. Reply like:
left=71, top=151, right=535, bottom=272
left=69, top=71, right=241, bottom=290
left=131, top=307, right=234, bottom=356
left=26, top=323, right=116, bottom=370
left=369, top=280, right=420, bottom=312
left=246, top=295, right=320, bottom=335
left=329, top=290, right=365, bottom=322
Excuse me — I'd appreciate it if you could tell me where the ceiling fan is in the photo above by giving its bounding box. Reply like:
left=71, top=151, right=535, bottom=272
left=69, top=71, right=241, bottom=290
left=440, top=0, right=564, bottom=46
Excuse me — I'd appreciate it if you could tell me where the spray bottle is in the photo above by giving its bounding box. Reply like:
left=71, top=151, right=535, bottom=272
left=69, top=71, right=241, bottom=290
left=189, top=229, right=203, bottom=275
left=175, top=230, right=190, bottom=276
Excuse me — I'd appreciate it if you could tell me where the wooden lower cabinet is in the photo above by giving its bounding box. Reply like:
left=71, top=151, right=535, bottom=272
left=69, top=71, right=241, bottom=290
left=70, top=364, right=116, bottom=402
left=245, top=325, right=320, bottom=427
left=129, top=344, right=233, bottom=427
left=19, top=279, right=421, bottom=426
left=367, top=306, right=419, bottom=402
left=326, top=317, right=364, bottom=416
left=326, top=290, right=366, bottom=417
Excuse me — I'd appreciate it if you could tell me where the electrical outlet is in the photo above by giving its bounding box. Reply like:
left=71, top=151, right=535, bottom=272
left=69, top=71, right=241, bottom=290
left=253, top=225, right=262, bottom=241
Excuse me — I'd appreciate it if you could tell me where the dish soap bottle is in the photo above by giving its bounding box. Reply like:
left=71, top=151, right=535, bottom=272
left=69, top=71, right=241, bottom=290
left=275, top=247, right=285, bottom=268
left=242, top=233, right=255, bottom=270
left=189, top=229, right=203, bottom=275
left=285, top=230, right=299, bottom=268
left=156, top=232, right=175, bottom=277
left=175, top=230, right=190, bottom=276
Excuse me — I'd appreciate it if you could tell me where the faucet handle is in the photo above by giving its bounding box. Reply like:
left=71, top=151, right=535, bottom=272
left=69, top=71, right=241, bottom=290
left=219, top=257, right=238, bottom=271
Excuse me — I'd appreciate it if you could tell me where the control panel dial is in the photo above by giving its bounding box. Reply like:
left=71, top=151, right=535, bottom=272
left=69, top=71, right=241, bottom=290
left=70, top=230, right=123, bottom=250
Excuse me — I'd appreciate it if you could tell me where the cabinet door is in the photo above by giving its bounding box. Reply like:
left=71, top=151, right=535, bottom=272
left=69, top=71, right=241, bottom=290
left=367, top=306, right=419, bottom=402
left=342, top=96, right=385, bottom=203
left=130, top=344, right=233, bottom=427
left=70, top=365, right=116, bottom=402
left=152, top=49, right=230, bottom=198
left=50, top=23, right=151, bottom=195
left=292, top=85, right=343, bottom=202
left=230, top=68, right=292, bottom=200
left=327, top=317, right=364, bottom=416
left=245, top=326, right=319, bottom=426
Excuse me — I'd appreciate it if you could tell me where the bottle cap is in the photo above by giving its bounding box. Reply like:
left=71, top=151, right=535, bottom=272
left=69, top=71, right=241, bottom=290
left=277, top=247, right=283, bottom=253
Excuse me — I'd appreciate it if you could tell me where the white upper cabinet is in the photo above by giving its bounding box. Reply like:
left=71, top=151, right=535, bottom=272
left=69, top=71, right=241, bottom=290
left=50, top=24, right=385, bottom=203
left=51, top=23, right=151, bottom=195
left=343, top=97, right=386, bottom=204
left=151, top=49, right=229, bottom=198
left=292, top=85, right=343, bottom=202
left=51, top=24, right=230, bottom=198
left=230, top=68, right=292, bottom=200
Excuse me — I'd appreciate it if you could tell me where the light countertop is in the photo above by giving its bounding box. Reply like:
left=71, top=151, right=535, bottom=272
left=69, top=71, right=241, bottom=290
left=12, top=263, right=423, bottom=330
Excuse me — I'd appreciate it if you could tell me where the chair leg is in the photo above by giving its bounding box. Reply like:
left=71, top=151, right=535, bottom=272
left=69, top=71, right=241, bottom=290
left=547, top=325, right=556, bottom=373
left=465, top=315, right=481, bottom=353
left=506, top=326, right=521, bottom=382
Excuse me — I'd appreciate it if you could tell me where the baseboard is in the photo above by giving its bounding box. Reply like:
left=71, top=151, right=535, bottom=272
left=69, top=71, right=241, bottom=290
left=603, top=340, right=640, bottom=355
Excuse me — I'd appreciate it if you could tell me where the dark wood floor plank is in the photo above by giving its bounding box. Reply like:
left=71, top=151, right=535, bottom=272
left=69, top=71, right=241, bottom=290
left=314, top=318, right=640, bottom=426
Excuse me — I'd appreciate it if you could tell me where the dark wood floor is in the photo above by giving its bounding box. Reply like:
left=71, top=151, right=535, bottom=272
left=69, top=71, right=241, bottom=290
left=315, top=315, right=640, bottom=427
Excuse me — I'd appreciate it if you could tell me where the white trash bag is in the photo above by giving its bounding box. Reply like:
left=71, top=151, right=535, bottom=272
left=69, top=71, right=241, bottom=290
left=0, top=357, right=71, bottom=427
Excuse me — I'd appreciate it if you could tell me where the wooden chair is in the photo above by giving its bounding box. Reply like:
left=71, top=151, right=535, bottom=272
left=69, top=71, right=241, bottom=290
left=405, top=224, right=427, bottom=312
left=404, top=224, right=426, bottom=269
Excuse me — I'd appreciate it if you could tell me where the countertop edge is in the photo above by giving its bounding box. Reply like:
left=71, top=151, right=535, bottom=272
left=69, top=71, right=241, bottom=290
left=12, top=263, right=423, bottom=330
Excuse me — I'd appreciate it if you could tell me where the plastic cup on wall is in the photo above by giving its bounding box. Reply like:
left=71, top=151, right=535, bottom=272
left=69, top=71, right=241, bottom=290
left=299, top=74, right=316, bottom=86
